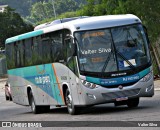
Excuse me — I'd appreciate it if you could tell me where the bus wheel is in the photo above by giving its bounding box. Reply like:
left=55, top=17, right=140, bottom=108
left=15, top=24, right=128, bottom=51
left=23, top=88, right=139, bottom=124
left=127, top=98, right=139, bottom=108
left=29, top=91, right=41, bottom=114
left=65, top=88, right=79, bottom=115
left=41, top=106, right=50, bottom=113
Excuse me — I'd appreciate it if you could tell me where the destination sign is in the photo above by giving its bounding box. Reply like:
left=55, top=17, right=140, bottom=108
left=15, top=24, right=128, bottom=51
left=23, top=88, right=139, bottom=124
left=82, top=32, right=105, bottom=38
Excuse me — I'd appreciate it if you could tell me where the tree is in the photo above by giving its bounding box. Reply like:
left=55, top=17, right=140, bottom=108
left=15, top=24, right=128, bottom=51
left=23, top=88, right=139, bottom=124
left=78, top=0, right=160, bottom=43
left=30, top=1, right=54, bottom=22
left=0, top=0, right=50, bottom=17
left=78, top=0, right=127, bottom=16
left=0, top=6, right=33, bottom=48
left=29, top=0, right=80, bottom=24
left=123, top=0, right=160, bottom=42
left=54, top=0, right=79, bottom=15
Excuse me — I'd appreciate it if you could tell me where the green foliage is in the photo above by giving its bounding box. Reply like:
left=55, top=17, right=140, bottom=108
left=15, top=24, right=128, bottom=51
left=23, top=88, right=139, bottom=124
left=54, top=0, right=79, bottom=15
left=30, top=1, right=54, bottom=23
left=0, top=0, right=86, bottom=17
left=0, top=7, right=33, bottom=48
left=78, top=0, right=126, bottom=16
left=77, top=0, right=160, bottom=43
left=59, top=12, right=78, bottom=18
left=36, top=11, right=79, bottom=25
left=0, top=54, right=4, bottom=58
left=124, top=0, right=160, bottom=42
left=1, top=0, right=160, bottom=44
left=28, top=0, right=81, bottom=24
left=0, top=0, right=31, bottom=16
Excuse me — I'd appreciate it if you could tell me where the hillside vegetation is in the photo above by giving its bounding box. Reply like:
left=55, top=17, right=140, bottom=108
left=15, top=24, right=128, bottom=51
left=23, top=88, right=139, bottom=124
left=0, top=0, right=160, bottom=47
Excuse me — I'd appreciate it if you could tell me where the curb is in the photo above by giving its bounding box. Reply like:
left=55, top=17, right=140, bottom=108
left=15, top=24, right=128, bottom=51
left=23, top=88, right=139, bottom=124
left=155, top=88, right=160, bottom=91
left=0, top=78, right=7, bottom=81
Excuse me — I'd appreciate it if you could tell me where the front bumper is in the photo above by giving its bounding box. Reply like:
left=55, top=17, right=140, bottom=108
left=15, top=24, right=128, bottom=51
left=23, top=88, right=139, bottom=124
left=77, top=77, right=154, bottom=106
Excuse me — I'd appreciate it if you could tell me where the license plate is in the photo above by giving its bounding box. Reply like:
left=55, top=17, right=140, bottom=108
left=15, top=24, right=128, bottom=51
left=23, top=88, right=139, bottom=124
left=116, top=97, right=128, bottom=101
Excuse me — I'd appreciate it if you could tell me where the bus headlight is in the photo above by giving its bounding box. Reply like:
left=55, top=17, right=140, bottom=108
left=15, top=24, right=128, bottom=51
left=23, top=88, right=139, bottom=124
left=140, top=71, right=153, bottom=82
left=81, top=80, right=97, bottom=89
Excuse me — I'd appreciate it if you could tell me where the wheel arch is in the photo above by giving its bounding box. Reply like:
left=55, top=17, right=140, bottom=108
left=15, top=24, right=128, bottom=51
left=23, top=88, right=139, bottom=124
left=27, top=86, right=32, bottom=105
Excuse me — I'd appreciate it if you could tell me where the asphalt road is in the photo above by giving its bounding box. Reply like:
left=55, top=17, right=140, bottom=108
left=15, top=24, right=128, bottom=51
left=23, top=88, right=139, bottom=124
left=0, top=80, right=160, bottom=129
left=0, top=92, right=160, bottom=121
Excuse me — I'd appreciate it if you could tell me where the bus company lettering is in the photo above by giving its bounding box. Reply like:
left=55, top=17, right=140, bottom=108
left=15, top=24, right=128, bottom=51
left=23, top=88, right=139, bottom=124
left=81, top=49, right=97, bottom=55
left=81, top=48, right=111, bottom=55
left=99, top=48, right=111, bottom=53
left=100, top=79, right=117, bottom=84
left=35, top=75, right=51, bottom=84
left=111, top=73, right=127, bottom=77
left=123, top=75, right=139, bottom=82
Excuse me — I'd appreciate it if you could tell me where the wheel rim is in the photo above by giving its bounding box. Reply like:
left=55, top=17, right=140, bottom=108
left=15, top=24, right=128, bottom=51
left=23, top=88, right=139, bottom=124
left=31, top=97, right=35, bottom=112
left=66, top=90, right=73, bottom=112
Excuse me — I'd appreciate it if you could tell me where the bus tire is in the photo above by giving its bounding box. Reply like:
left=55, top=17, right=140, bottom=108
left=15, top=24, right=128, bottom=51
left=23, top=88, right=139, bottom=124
left=65, top=88, right=80, bottom=115
left=127, top=98, right=139, bottom=108
left=29, top=91, right=41, bottom=114
left=41, top=106, right=50, bottom=113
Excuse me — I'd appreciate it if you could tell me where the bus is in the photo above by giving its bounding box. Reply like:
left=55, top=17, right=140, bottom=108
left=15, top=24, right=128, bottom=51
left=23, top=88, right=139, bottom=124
left=5, top=14, right=154, bottom=115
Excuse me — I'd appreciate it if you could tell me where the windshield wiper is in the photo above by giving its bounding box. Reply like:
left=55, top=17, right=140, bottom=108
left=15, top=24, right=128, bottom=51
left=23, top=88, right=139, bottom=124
left=115, top=28, right=137, bottom=70
left=101, top=51, right=113, bottom=72
left=101, top=47, right=135, bottom=74
left=101, top=28, right=137, bottom=73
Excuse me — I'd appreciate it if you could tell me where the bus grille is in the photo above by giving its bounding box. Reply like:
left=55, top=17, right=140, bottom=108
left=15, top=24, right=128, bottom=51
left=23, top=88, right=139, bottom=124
left=102, top=88, right=140, bottom=100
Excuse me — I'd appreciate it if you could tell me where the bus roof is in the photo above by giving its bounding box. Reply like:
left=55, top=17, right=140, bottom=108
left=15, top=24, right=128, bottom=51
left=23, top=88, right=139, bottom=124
left=34, top=16, right=89, bottom=30
left=5, top=14, right=141, bottom=44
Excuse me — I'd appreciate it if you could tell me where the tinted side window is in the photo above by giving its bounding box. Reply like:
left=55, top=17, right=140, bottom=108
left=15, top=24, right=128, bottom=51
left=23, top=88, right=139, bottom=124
left=32, top=36, right=42, bottom=65
left=6, top=43, right=16, bottom=69
left=50, top=30, right=63, bottom=62
left=41, top=34, right=52, bottom=64
left=6, top=29, right=70, bottom=69
left=63, top=29, right=71, bottom=62
left=15, top=41, right=25, bottom=68
left=24, top=38, right=33, bottom=66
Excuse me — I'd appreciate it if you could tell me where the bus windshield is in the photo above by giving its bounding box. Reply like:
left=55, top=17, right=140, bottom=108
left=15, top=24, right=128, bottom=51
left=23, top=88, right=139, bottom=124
left=75, top=24, right=151, bottom=73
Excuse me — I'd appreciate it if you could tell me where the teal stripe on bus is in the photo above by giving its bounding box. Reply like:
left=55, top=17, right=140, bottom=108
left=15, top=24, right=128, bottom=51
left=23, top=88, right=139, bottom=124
left=5, top=30, right=44, bottom=44
left=86, top=67, right=151, bottom=86
left=7, top=63, right=64, bottom=104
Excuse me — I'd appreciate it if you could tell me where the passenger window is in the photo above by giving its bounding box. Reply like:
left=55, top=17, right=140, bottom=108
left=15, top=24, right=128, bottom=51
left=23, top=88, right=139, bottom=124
left=41, top=35, right=52, bottom=64
left=50, top=31, right=63, bottom=62
left=6, top=43, right=16, bottom=69
left=24, top=38, right=33, bottom=66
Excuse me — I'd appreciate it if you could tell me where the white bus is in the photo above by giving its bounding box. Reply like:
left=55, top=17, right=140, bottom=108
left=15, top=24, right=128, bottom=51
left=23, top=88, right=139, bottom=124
left=5, top=14, right=154, bottom=115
